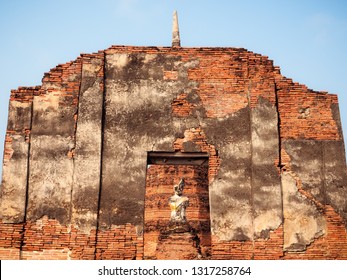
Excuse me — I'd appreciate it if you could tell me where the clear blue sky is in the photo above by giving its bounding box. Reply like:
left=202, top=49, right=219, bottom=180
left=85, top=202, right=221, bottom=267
left=1, top=0, right=347, bottom=178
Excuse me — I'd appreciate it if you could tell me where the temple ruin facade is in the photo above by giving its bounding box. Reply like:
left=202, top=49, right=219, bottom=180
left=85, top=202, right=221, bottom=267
left=1, top=17, right=347, bottom=259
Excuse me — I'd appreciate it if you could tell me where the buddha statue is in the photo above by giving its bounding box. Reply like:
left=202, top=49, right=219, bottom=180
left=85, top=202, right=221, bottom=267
left=169, top=178, right=189, bottom=223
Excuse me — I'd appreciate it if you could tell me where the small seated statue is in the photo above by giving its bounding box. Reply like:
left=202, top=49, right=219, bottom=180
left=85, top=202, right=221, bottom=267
left=169, top=178, right=189, bottom=223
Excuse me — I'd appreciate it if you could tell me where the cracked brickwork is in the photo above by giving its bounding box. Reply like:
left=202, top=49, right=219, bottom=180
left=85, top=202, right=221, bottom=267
left=1, top=45, right=347, bottom=259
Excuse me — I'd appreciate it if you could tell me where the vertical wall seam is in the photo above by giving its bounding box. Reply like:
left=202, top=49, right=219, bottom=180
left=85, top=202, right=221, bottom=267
left=69, top=59, right=82, bottom=231
left=322, top=141, right=327, bottom=207
left=94, top=51, right=107, bottom=260
left=274, top=82, right=283, bottom=202
left=321, top=141, right=328, bottom=259
left=247, top=79, right=255, bottom=258
left=69, top=58, right=83, bottom=258
left=19, top=91, right=34, bottom=259
left=274, top=82, right=285, bottom=252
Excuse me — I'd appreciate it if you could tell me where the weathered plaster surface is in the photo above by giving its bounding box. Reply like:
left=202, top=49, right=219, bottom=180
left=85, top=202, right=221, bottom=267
left=207, top=108, right=253, bottom=241
left=100, top=51, right=200, bottom=228
left=27, top=134, right=74, bottom=224
left=283, top=140, right=325, bottom=202
left=27, top=75, right=80, bottom=225
left=282, top=171, right=326, bottom=251
left=1, top=101, right=32, bottom=222
left=284, top=139, right=347, bottom=226
left=72, top=55, right=104, bottom=232
left=1, top=135, right=29, bottom=222
left=251, top=98, right=282, bottom=238
left=323, top=140, right=347, bottom=223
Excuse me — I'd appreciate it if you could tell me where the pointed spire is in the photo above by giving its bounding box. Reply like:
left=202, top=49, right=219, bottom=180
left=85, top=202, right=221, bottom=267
left=172, top=10, right=181, bottom=47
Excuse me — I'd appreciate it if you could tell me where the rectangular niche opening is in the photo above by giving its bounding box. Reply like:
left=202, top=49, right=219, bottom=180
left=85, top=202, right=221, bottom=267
left=144, top=151, right=211, bottom=259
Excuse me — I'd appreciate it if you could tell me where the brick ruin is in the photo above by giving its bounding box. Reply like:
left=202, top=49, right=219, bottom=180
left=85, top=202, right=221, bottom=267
left=0, top=45, right=347, bottom=260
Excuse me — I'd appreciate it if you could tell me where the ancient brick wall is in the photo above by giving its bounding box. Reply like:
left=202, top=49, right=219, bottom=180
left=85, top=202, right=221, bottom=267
left=0, top=217, right=143, bottom=260
left=1, top=46, right=346, bottom=259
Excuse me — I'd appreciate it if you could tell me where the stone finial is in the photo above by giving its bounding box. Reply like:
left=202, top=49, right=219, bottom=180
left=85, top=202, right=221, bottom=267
left=172, top=10, right=181, bottom=47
